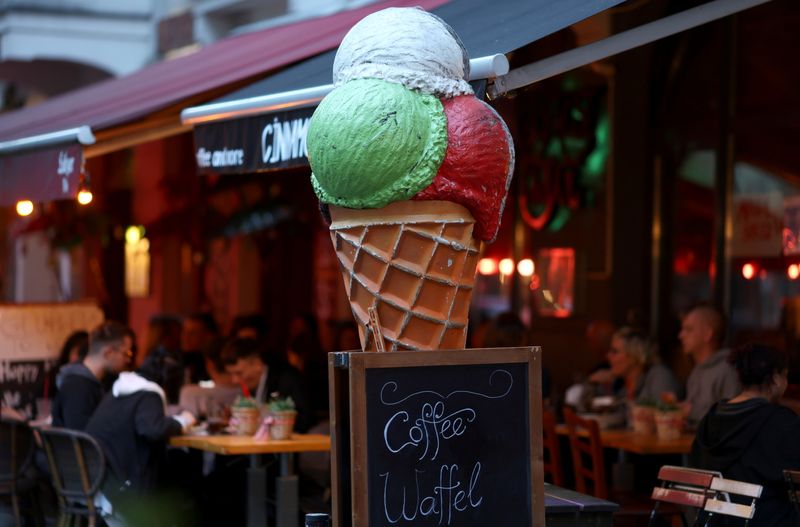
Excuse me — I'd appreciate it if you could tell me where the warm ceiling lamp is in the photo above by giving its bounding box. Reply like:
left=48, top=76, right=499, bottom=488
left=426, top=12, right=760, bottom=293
left=517, top=258, right=535, bottom=277
left=741, top=262, right=756, bottom=280
left=16, top=200, right=33, bottom=217
left=477, top=258, right=498, bottom=275
left=498, top=258, right=515, bottom=276
left=789, top=264, right=800, bottom=281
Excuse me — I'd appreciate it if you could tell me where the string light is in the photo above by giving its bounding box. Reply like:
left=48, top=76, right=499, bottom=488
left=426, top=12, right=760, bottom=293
left=477, top=258, right=498, bottom=275
left=498, top=258, right=515, bottom=276
left=517, top=259, right=535, bottom=277
left=788, top=264, right=800, bottom=280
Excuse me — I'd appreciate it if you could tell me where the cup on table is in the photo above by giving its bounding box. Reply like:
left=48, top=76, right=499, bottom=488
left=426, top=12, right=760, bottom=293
left=654, top=409, right=683, bottom=439
left=630, top=405, right=656, bottom=434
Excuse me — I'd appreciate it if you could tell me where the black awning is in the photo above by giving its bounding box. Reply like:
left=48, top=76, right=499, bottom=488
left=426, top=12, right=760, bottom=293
left=190, top=0, right=623, bottom=175
left=214, top=0, right=624, bottom=103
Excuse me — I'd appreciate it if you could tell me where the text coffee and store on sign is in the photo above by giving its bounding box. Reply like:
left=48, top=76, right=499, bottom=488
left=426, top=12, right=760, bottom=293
left=193, top=106, right=315, bottom=174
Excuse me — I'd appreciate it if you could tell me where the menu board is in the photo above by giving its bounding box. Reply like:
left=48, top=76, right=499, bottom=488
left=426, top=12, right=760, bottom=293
left=0, top=303, right=104, bottom=416
left=330, top=347, right=544, bottom=527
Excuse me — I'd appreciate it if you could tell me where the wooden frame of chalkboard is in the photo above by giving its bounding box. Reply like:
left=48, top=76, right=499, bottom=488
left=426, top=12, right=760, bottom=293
left=328, top=347, right=544, bottom=527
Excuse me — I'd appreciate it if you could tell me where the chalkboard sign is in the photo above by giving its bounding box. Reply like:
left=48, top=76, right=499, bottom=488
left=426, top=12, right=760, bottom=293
left=330, top=347, right=544, bottom=527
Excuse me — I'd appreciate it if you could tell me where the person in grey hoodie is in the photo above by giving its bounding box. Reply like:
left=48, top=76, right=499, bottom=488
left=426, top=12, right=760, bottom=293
left=51, top=321, right=133, bottom=430
left=679, top=304, right=740, bottom=428
left=691, top=343, right=800, bottom=526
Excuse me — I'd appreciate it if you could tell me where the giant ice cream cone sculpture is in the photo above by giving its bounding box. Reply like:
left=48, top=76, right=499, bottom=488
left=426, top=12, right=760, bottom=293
left=307, top=8, right=515, bottom=351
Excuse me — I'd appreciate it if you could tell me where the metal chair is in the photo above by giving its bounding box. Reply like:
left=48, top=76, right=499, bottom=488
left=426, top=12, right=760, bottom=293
left=702, top=477, right=763, bottom=527
left=649, top=465, right=722, bottom=527
left=0, top=418, right=39, bottom=527
left=541, top=409, right=565, bottom=487
left=785, top=469, right=800, bottom=521
left=37, top=426, right=106, bottom=527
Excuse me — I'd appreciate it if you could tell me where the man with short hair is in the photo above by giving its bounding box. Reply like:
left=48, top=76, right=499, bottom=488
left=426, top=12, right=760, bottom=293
left=221, top=337, right=314, bottom=432
left=679, top=304, right=740, bottom=427
left=51, top=321, right=133, bottom=430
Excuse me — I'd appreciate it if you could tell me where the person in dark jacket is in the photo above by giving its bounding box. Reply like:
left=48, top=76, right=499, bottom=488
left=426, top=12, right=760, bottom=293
left=85, top=348, right=195, bottom=518
left=691, top=343, right=800, bottom=526
left=221, top=337, right=314, bottom=432
left=51, top=321, right=133, bottom=430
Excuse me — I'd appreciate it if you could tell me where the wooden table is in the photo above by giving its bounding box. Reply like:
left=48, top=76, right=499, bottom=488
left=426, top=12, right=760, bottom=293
left=556, top=424, right=694, bottom=492
left=170, top=433, right=330, bottom=527
left=555, top=425, right=694, bottom=455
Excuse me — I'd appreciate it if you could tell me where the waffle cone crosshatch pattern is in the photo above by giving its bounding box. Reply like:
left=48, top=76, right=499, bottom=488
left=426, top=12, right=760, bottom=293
left=329, top=201, right=481, bottom=351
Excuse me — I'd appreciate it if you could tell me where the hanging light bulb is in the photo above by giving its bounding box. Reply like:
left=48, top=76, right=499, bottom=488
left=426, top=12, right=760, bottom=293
left=77, top=189, right=93, bottom=205
left=77, top=168, right=93, bottom=205
left=16, top=200, right=34, bottom=217
left=741, top=262, right=756, bottom=280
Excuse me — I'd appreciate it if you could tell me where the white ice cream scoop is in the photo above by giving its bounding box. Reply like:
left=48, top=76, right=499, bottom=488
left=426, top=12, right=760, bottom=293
left=332, top=7, right=473, bottom=99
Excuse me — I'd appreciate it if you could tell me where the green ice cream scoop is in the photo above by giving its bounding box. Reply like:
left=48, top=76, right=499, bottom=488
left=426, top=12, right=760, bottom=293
left=308, top=78, right=447, bottom=209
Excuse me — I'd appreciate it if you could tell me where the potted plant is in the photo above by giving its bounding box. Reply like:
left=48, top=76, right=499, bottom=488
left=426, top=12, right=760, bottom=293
left=654, top=400, right=683, bottom=440
left=267, top=396, right=297, bottom=440
left=230, top=396, right=262, bottom=436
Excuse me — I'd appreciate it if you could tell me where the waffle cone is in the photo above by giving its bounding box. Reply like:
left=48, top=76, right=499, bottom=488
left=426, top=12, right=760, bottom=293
left=329, top=200, right=481, bottom=351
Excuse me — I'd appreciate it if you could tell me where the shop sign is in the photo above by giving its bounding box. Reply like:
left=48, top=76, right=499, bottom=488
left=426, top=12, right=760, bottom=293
left=732, top=193, right=783, bottom=257
left=0, top=143, right=82, bottom=206
left=193, top=106, right=315, bottom=174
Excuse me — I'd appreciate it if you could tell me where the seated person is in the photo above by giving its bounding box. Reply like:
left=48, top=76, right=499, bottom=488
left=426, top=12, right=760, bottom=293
left=678, top=304, right=740, bottom=428
left=691, top=343, right=800, bottom=526
left=592, top=326, right=683, bottom=413
left=85, top=348, right=195, bottom=519
left=51, top=321, right=133, bottom=430
left=221, top=337, right=314, bottom=433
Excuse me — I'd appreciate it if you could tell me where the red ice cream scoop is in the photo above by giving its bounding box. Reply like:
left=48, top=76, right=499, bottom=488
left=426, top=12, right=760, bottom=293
left=413, top=95, right=515, bottom=242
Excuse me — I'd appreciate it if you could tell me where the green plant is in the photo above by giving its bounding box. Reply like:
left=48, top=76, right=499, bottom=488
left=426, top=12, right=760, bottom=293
left=267, top=396, right=296, bottom=413
left=635, top=398, right=658, bottom=408
left=232, top=396, right=259, bottom=409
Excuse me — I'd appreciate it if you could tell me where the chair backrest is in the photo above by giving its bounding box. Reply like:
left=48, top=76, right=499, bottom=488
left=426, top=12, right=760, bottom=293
left=0, top=419, right=35, bottom=487
left=703, top=477, right=763, bottom=524
left=541, top=409, right=564, bottom=487
left=785, top=469, right=800, bottom=520
left=651, top=465, right=720, bottom=508
left=37, top=426, right=106, bottom=513
left=563, top=407, right=607, bottom=499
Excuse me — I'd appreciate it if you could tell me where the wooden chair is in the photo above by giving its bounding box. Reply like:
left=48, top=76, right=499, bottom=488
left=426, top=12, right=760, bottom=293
left=541, top=409, right=565, bottom=487
left=649, top=466, right=721, bottom=527
left=563, top=407, right=607, bottom=498
left=785, top=469, right=800, bottom=521
left=0, top=418, right=40, bottom=527
left=702, top=477, right=762, bottom=526
left=37, top=426, right=107, bottom=527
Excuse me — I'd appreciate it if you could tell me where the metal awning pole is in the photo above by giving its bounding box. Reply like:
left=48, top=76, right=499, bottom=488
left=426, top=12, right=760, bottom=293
left=181, top=54, right=509, bottom=125
left=488, top=0, right=772, bottom=98
left=0, top=126, right=95, bottom=155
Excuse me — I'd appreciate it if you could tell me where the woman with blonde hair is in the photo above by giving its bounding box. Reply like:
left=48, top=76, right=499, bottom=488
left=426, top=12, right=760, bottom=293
left=599, top=326, right=683, bottom=404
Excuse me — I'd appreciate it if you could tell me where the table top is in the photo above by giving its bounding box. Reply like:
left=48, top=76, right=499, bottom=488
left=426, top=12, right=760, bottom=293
left=170, top=433, right=331, bottom=455
left=556, top=424, right=694, bottom=455
left=544, top=484, right=619, bottom=514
